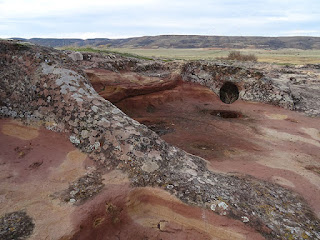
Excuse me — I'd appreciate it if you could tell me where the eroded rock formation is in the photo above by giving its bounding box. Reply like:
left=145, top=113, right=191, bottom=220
left=76, top=51, right=320, bottom=117
left=1, top=40, right=320, bottom=240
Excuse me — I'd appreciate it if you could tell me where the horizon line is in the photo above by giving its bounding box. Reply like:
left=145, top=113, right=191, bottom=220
left=4, top=34, right=320, bottom=40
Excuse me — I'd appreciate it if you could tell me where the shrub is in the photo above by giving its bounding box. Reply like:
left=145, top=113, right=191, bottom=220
left=225, top=51, right=257, bottom=62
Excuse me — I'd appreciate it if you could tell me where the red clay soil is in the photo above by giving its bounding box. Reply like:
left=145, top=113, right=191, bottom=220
left=115, top=82, right=320, bottom=218
left=0, top=119, right=95, bottom=239
left=0, top=119, right=81, bottom=183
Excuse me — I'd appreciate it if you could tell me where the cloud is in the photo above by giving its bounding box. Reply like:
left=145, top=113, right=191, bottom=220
left=21, top=31, right=137, bottom=39
left=283, top=30, right=320, bottom=36
left=0, top=0, right=152, bottom=19
left=266, top=13, right=319, bottom=22
left=0, top=0, right=319, bottom=38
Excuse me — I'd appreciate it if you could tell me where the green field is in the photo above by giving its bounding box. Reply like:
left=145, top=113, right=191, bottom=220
left=62, top=46, right=320, bottom=65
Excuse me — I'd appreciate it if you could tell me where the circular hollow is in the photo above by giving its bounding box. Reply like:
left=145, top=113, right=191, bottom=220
left=219, top=82, right=239, bottom=104
left=210, top=110, right=242, bottom=118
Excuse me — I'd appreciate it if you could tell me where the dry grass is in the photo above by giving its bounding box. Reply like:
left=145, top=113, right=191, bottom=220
left=108, top=47, right=320, bottom=65
left=62, top=46, right=320, bottom=65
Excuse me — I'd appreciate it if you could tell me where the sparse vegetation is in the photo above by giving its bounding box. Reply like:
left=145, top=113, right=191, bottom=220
left=64, top=47, right=320, bottom=64
left=61, top=46, right=154, bottom=61
left=223, top=51, right=257, bottom=62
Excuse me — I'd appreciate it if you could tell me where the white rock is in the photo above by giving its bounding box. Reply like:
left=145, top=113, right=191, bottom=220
left=210, top=204, right=217, bottom=211
left=94, top=142, right=101, bottom=149
left=241, top=216, right=250, bottom=223
left=218, top=201, right=228, bottom=210
left=69, top=135, right=80, bottom=144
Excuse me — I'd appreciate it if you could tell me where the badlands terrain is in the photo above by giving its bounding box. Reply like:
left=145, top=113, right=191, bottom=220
left=0, top=39, right=320, bottom=240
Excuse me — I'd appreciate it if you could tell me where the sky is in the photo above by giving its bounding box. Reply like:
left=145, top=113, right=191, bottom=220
left=0, top=0, right=319, bottom=39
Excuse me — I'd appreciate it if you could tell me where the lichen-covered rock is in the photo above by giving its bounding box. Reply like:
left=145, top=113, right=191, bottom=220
left=1, top=40, right=320, bottom=240
left=181, top=61, right=320, bottom=117
left=0, top=211, right=34, bottom=240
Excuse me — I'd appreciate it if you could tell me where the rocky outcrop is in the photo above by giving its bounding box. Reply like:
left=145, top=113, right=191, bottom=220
left=76, top=51, right=320, bottom=117
left=68, top=51, right=83, bottom=61
left=73, top=52, right=182, bottom=103
left=85, top=69, right=180, bottom=103
left=115, top=81, right=320, bottom=220
left=1, top=40, right=320, bottom=240
left=181, top=61, right=320, bottom=116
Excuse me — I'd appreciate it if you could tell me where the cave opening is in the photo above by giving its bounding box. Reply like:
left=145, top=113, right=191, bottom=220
left=219, top=82, right=239, bottom=104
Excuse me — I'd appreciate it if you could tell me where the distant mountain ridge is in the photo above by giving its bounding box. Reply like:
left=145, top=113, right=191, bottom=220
left=13, top=35, right=320, bottom=50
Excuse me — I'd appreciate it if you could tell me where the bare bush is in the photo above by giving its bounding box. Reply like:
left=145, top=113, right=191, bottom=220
left=225, top=51, right=257, bottom=62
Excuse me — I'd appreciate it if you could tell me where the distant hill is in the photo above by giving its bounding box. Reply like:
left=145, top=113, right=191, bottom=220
left=13, top=35, right=320, bottom=50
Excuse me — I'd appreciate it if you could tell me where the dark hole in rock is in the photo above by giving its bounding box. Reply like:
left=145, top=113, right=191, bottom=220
left=29, top=160, right=43, bottom=169
left=219, top=82, right=239, bottom=104
left=146, top=104, right=156, bottom=113
left=210, top=110, right=242, bottom=118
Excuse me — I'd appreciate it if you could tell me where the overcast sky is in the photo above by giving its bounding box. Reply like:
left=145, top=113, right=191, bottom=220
left=0, top=0, right=319, bottom=39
